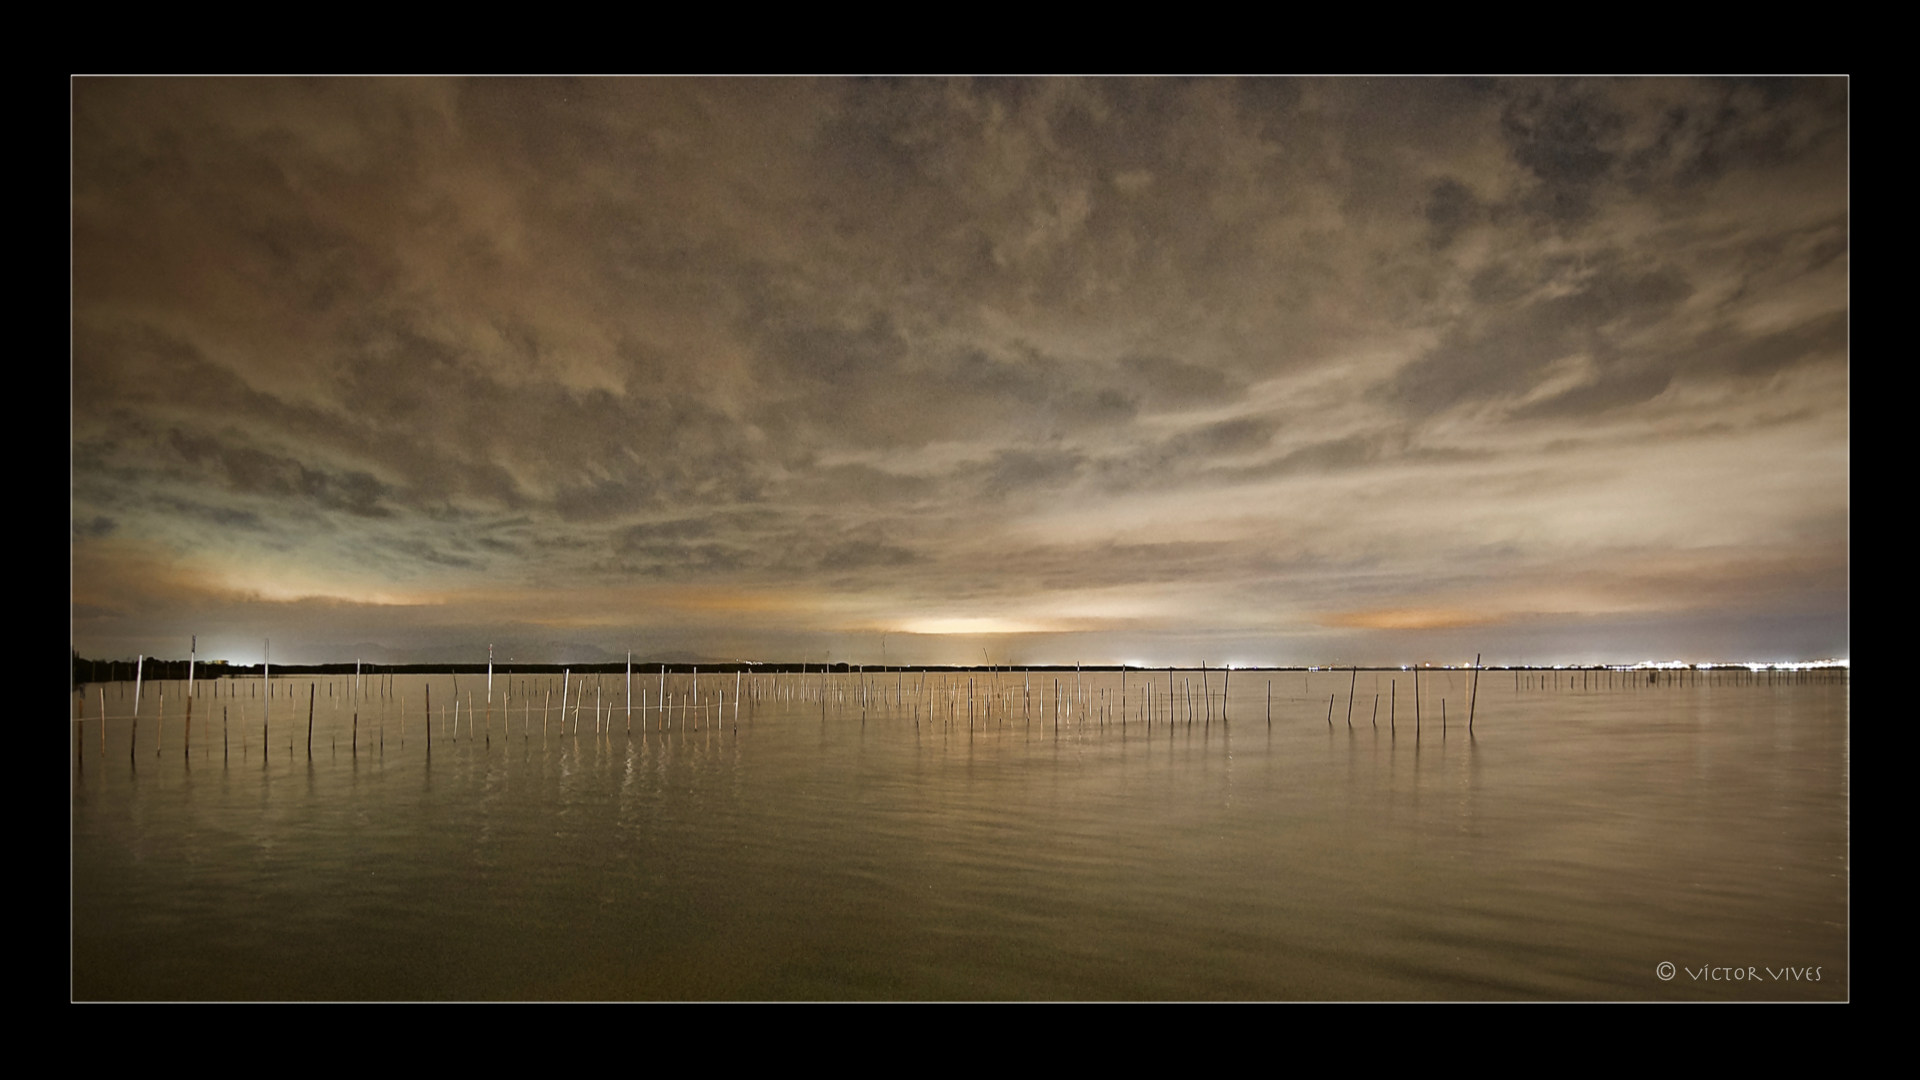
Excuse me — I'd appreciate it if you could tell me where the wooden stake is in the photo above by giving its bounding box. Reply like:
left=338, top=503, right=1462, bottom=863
left=1469, top=652, right=1481, bottom=733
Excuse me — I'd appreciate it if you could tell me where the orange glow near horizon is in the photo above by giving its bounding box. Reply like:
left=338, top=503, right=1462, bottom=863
left=893, top=617, right=1059, bottom=636
left=1323, top=608, right=1500, bottom=631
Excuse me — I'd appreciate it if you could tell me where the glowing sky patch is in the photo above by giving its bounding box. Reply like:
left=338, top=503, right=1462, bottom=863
left=1325, top=609, right=1501, bottom=631
left=895, top=617, right=1059, bottom=636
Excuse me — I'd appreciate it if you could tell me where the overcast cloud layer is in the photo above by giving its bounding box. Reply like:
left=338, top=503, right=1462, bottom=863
left=72, top=78, right=1848, bottom=666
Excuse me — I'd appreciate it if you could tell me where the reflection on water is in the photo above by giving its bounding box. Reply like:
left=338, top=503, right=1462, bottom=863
left=71, top=668, right=1848, bottom=1000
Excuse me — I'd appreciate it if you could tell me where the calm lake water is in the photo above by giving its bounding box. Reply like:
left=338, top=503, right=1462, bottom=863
left=71, top=667, right=1847, bottom=1000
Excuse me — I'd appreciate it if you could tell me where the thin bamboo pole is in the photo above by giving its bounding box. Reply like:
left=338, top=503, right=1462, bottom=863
left=1469, top=653, right=1481, bottom=733
left=131, top=655, right=143, bottom=761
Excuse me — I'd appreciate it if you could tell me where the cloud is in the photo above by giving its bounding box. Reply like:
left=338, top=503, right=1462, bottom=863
left=70, top=78, right=1849, bottom=664
left=818, top=541, right=920, bottom=572
left=1120, top=354, right=1241, bottom=408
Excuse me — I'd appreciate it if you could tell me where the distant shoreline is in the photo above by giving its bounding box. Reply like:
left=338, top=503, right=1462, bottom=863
left=69, top=654, right=1851, bottom=685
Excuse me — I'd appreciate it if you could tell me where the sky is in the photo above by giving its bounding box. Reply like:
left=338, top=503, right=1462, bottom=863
left=70, top=78, right=1848, bottom=668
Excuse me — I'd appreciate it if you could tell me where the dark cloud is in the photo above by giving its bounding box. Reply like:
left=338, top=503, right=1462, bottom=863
left=1501, top=84, right=1623, bottom=224
left=982, top=448, right=1084, bottom=496
left=167, top=429, right=391, bottom=518
left=1424, top=177, right=1479, bottom=249
left=1119, top=355, right=1240, bottom=408
left=1089, top=417, right=1284, bottom=495
left=150, top=496, right=268, bottom=532
left=760, top=311, right=911, bottom=392
left=611, top=543, right=754, bottom=577
left=1512, top=367, right=1677, bottom=420
left=1242, top=435, right=1380, bottom=479
left=616, top=517, right=719, bottom=546
left=811, top=464, right=935, bottom=504
left=1622, top=78, right=1848, bottom=191
left=1384, top=259, right=1697, bottom=418
left=818, top=541, right=921, bottom=572
left=1181, top=417, right=1278, bottom=457
left=1687, top=310, right=1848, bottom=380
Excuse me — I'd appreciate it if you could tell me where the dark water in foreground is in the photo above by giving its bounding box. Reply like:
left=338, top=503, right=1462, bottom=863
left=72, top=668, right=1847, bottom=1000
